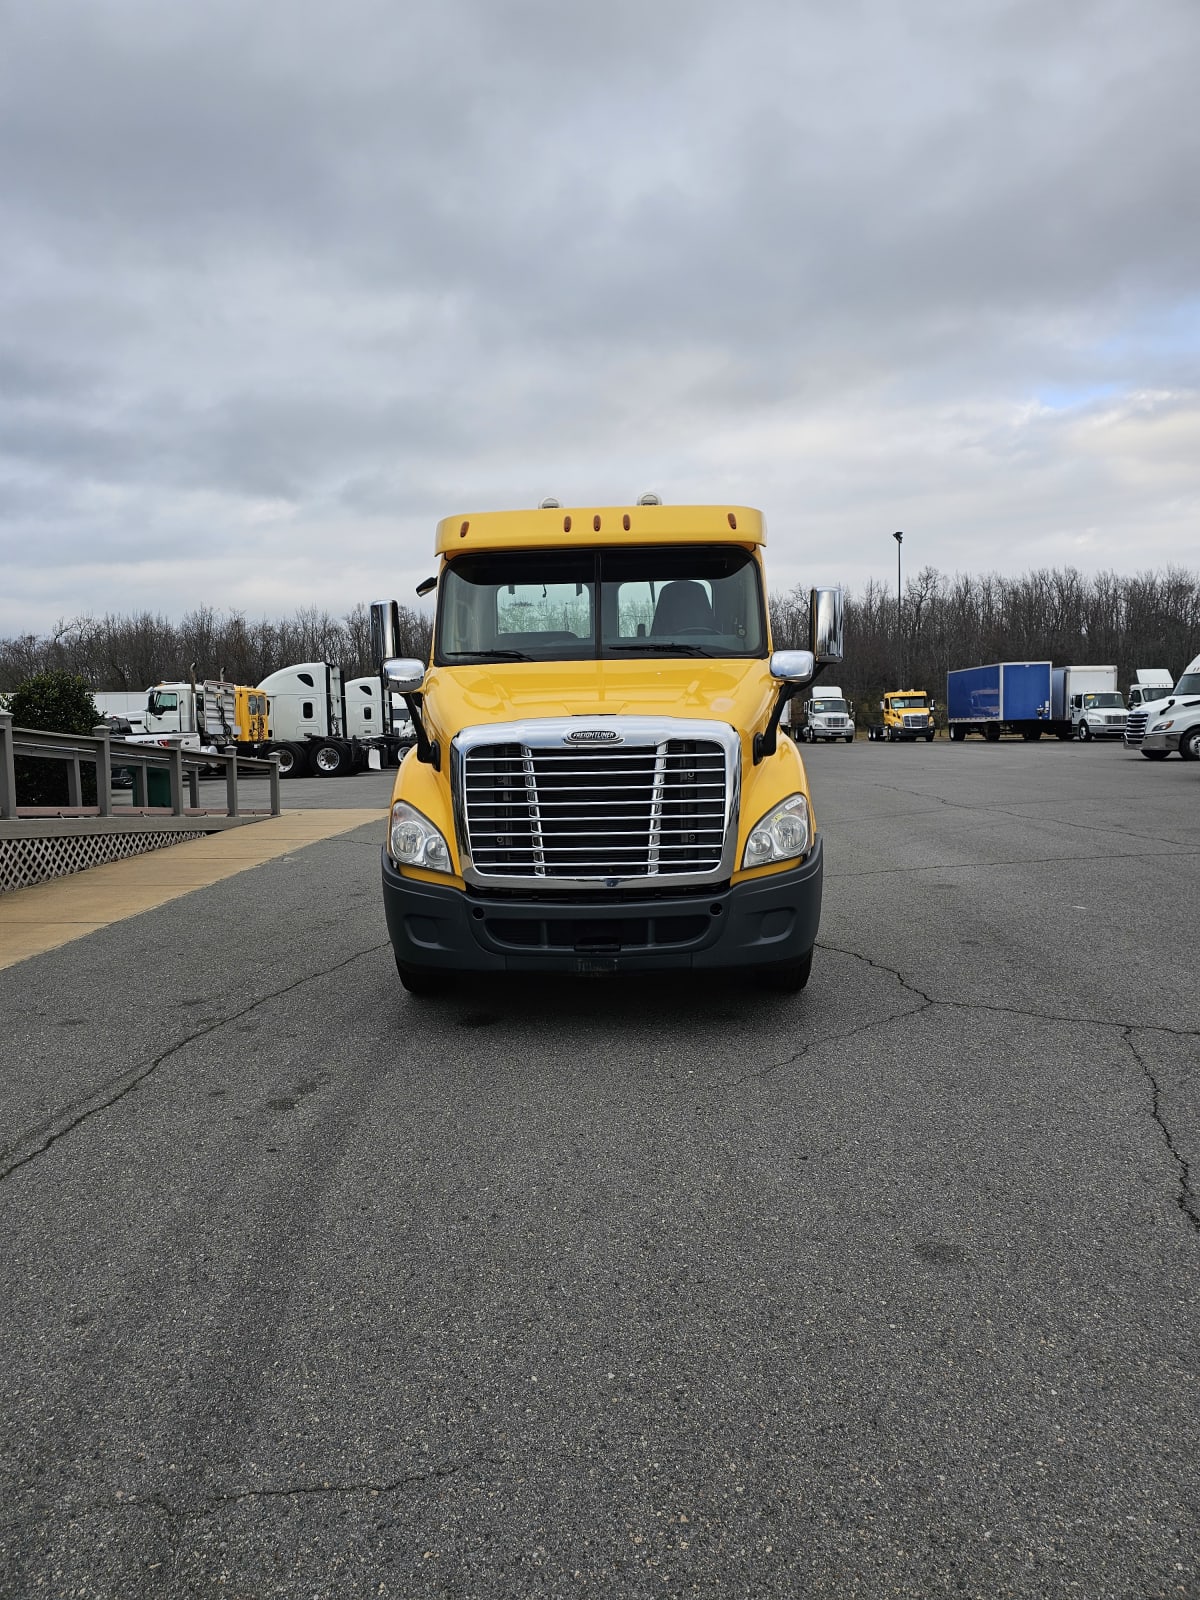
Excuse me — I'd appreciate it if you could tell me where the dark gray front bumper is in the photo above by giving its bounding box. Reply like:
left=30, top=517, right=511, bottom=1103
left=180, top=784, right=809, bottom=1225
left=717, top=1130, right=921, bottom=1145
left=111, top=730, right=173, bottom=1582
left=381, top=838, right=823, bottom=977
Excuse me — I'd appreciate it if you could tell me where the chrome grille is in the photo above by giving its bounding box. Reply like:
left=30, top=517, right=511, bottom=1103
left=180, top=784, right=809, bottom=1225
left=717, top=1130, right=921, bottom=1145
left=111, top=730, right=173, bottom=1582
left=462, top=737, right=729, bottom=881
left=1125, top=709, right=1149, bottom=745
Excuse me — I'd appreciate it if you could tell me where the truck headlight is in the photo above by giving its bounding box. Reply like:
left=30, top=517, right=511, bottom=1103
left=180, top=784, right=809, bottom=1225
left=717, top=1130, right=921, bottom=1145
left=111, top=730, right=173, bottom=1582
left=742, top=794, right=810, bottom=868
left=1152, top=719, right=1173, bottom=731
left=388, top=801, right=452, bottom=872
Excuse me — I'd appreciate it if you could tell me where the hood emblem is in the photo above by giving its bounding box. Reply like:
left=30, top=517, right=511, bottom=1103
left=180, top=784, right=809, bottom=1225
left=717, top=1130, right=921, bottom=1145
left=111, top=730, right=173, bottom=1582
left=564, top=728, right=622, bottom=744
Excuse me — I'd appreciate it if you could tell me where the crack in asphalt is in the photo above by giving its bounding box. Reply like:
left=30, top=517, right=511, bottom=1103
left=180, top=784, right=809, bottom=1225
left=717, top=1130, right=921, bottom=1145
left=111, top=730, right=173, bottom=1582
left=0, top=941, right=392, bottom=1184
left=1122, top=1029, right=1200, bottom=1233
left=813, top=941, right=1200, bottom=1235
left=718, top=994, right=934, bottom=1089
left=828, top=847, right=1200, bottom=880
left=108, top=1458, right=493, bottom=1518
left=816, top=941, right=1200, bottom=1040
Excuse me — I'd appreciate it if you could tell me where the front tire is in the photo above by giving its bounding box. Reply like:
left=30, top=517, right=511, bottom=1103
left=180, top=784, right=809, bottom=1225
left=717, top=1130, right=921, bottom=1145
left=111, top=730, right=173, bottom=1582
left=758, top=948, right=814, bottom=994
left=845, top=734, right=854, bottom=744
left=273, top=741, right=308, bottom=778
left=1141, top=749, right=1168, bottom=760
left=949, top=726, right=965, bottom=742
left=312, top=740, right=348, bottom=777
left=1179, top=727, right=1200, bottom=761
left=1076, top=721, right=1091, bottom=742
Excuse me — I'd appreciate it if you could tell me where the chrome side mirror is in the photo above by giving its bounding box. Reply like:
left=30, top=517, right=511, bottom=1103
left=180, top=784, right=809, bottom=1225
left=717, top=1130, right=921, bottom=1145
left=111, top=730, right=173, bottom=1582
left=769, top=649, right=815, bottom=684
left=371, top=600, right=401, bottom=667
left=383, top=657, right=426, bottom=694
left=810, top=586, right=844, bottom=663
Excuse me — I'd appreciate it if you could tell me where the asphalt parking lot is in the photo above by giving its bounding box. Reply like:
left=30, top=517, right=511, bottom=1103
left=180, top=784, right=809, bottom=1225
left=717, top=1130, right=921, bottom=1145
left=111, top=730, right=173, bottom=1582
left=1, top=738, right=1197, bottom=1598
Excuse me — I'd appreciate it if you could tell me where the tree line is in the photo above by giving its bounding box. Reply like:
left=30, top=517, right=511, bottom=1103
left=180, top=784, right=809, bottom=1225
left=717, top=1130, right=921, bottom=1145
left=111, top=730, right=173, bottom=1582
left=0, top=603, right=432, bottom=694
left=3, top=567, right=1197, bottom=716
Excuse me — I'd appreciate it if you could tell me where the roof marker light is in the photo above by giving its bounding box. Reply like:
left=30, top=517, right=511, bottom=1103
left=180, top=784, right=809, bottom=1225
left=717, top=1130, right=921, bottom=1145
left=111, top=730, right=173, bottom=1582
left=623, top=514, right=631, bottom=531
left=593, top=514, right=601, bottom=532
left=563, top=515, right=572, bottom=532
left=459, top=520, right=469, bottom=538
left=728, top=512, right=737, bottom=529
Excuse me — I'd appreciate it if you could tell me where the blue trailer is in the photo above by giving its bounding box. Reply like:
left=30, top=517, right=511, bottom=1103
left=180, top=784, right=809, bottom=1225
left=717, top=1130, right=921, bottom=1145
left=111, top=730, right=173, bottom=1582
left=946, top=662, right=1053, bottom=742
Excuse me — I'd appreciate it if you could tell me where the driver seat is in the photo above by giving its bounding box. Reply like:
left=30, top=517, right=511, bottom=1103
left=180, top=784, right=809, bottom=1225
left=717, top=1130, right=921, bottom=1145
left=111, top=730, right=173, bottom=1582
left=651, top=581, right=715, bottom=635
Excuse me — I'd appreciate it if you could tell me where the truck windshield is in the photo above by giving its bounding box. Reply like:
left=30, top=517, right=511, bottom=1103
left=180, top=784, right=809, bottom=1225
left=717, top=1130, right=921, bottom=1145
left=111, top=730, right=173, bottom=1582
left=435, top=546, right=766, bottom=664
left=1175, top=672, right=1200, bottom=695
left=811, top=699, right=848, bottom=714
left=1084, top=693, right=1124, bottom=708
left=893, top=695, right=928, bottom=709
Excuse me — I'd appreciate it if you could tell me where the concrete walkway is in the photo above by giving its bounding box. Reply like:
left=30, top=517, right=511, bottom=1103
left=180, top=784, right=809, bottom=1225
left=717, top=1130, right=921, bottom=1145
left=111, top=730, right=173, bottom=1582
left=0, top=809, right=386, bottom=970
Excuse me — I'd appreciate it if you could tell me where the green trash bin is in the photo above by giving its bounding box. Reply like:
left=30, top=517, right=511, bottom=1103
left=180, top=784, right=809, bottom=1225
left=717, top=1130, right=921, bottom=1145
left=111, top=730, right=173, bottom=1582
left=146, top=767, right=172, bottom=806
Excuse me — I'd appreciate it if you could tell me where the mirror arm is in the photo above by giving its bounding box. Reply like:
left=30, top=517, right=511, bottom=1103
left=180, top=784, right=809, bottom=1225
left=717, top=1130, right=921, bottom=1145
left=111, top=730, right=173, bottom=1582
left=753, top=683, right=801, bottom=765
left=754, top=661, right=833, bottom=765
left=402, top=692, right=440, bottom=770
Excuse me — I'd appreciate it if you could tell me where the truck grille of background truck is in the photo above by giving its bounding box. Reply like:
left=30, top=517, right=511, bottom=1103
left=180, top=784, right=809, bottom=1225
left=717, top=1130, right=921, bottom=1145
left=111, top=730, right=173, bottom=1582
left=462, top=740, right=728, bottom=880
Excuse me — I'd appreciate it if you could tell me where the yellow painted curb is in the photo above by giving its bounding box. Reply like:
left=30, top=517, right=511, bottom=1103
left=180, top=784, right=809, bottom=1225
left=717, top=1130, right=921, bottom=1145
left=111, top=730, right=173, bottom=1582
left=0, top=810, right=386, bottom=970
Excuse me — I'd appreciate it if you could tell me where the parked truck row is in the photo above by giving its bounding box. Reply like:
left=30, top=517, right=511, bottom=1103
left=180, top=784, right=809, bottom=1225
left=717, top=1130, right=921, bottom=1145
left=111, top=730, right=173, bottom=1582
left=95, top=664, right=417, bottom=778
left=778, top=659, right=1190, bottom=755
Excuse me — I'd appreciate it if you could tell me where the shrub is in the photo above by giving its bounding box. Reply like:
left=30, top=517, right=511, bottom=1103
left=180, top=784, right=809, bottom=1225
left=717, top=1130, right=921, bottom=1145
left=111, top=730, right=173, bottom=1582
left=8, top=672, right=101, bottom=806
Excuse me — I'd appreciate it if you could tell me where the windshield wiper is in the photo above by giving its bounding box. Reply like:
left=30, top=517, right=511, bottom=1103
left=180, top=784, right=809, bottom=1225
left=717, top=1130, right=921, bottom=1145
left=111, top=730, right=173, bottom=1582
left=445, top=649, right=534, bottom=662
left=608, top=642, right=718, bottom=657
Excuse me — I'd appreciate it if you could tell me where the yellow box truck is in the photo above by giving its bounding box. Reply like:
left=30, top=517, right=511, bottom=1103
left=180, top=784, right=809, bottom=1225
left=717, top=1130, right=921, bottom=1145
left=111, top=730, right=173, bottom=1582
left=373, top=500, right=843, bottom=995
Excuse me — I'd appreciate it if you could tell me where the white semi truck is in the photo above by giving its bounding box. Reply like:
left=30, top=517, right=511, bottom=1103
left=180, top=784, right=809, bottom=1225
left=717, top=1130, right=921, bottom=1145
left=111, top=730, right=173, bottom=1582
left=791, top=686, right=854, bottom=743
left=257, top=662, right=415, bottom=777
left=1125, top=653, right=1200, bottom=755
left=1127, top=669, right=1174, bottom=711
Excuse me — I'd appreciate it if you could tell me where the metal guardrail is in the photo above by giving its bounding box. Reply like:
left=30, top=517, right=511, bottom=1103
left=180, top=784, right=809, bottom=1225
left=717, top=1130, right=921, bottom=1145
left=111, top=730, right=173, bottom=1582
left=0, top=712, right=281, bottom=821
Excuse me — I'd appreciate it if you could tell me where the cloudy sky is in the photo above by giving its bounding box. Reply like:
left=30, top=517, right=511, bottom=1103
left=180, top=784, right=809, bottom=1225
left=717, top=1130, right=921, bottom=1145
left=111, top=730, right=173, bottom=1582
left=1, top=0, right=1198, bottom=635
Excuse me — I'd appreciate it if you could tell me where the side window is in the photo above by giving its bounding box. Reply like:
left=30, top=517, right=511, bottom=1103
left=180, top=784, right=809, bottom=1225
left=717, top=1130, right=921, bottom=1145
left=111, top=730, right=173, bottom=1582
left=362, top=706, right=372, bottom=721
left=302, top=701, right=314, bottom=719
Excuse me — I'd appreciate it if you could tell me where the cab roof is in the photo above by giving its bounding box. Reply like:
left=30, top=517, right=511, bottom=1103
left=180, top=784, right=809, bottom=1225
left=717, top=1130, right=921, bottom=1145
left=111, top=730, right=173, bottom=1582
left=434, top=503, right=764, bottom=556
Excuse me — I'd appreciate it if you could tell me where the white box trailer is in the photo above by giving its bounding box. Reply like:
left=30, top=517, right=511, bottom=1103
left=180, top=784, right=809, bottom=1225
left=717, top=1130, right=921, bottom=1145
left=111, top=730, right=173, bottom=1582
left=93, top=691, right=148, bottom=732
left=1049, top=665, right=1126, bottom=741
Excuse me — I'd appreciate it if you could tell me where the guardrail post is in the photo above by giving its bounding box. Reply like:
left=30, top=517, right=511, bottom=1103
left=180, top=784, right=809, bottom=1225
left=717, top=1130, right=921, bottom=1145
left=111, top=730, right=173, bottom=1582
left=92, top=725, right=112, bottom=817
left=269, top=751, right=281, bottom=816
left=188, top=765, right=200, bottom=808
left=169, top=744, right=185, bottom=816
left=225, top=750, right=239, bottom=818
left=67, top=755, right=82, bottom=807
left=0, top=711, right=16, bottom=819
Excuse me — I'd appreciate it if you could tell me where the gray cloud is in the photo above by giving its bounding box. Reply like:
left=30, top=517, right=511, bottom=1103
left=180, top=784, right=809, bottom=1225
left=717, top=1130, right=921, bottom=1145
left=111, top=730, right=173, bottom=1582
left=1, top=0, right=1198, bottom=633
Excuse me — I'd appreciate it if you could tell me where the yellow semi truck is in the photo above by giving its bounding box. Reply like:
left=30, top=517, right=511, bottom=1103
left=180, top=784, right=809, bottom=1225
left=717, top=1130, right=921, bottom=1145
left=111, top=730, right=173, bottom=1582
left=373, top=499, right=843, bottom=995
left=867, top=689, right=935, bottom=742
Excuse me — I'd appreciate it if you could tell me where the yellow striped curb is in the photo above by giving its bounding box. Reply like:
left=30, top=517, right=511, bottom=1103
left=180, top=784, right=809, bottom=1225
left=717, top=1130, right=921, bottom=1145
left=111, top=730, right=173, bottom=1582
left=0, top=810, right=386, bottom=970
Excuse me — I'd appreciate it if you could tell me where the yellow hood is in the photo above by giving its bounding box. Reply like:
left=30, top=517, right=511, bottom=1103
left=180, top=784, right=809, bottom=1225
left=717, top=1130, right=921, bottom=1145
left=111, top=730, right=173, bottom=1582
left=421, top=658, right=778, bottom=745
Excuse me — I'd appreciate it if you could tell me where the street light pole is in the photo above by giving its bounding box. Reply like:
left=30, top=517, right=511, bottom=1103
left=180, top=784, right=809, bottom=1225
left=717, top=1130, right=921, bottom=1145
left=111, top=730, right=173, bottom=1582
left=893, top=531, right=904, bottom=687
